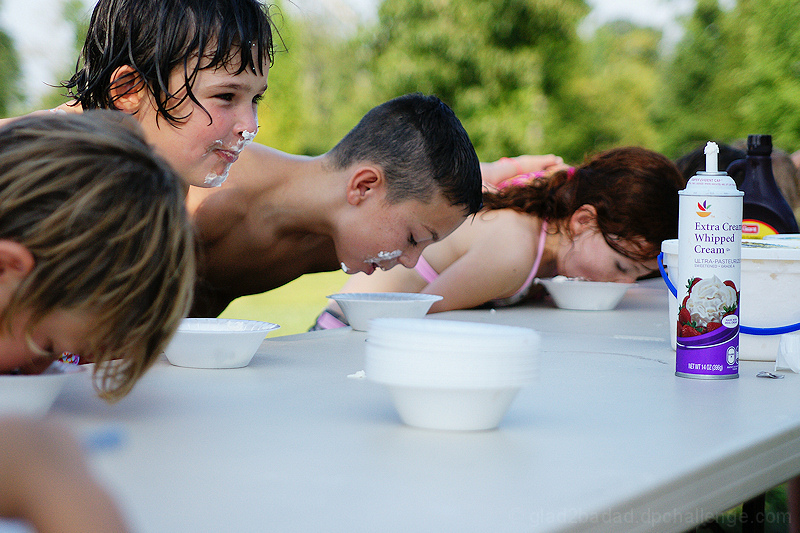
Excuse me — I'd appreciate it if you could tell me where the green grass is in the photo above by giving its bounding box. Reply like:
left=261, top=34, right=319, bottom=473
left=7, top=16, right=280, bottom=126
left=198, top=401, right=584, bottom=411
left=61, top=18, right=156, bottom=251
left=218, top=271, right=349, bottom=336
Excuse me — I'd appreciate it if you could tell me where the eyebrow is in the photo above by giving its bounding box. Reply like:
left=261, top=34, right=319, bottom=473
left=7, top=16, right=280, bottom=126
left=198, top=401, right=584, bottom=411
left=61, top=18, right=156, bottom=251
left=423, top=225, right=440, bottom=243
left=210, top=80, right=268, bottom=93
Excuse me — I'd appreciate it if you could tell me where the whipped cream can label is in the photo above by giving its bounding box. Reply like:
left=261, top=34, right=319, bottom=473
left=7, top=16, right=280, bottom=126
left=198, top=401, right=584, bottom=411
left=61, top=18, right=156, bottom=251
left=676, top=170, right=743, bottom=379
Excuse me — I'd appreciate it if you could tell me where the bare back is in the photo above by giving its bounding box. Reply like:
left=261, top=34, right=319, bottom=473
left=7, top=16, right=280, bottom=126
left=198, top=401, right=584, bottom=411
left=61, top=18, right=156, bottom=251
left=189, top=146, right=341, bottom=317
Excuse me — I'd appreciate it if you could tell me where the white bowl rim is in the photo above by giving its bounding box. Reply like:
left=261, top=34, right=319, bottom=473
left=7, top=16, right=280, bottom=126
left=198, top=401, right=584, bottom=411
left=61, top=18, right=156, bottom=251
left=176, top=318, right=280, bottom=333
left=367, top=317, right=540, bottom=338
left=535, top=277, right=636, bottom=288
left=326, top=292, right=443, bottom=302
left=0, top=360, right=86, bottom=379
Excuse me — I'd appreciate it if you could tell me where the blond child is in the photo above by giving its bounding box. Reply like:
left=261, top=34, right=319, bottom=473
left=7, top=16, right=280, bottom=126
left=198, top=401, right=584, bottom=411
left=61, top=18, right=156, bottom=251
left=0, top=111, right=194, bottom=400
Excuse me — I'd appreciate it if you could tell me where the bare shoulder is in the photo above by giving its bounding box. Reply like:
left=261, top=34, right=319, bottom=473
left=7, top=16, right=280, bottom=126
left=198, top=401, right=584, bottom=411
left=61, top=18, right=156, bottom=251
left=463, top=209, right=540, bottom=263
left=424, top=208, right=537, bottom=275
left=192, top=186, right=253, bottom=243
left=230, top=142, right=310, bottom=188
left=459, top=208, right=533, bottom=242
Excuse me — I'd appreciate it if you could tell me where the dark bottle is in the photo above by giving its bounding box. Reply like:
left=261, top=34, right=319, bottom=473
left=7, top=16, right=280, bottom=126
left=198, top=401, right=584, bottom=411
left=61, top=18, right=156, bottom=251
left=727, top=134, right=800, bottom=237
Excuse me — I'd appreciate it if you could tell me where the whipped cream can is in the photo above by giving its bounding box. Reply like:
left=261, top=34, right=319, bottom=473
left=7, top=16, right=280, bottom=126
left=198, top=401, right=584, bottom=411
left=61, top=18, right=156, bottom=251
left=676, top=142, right=743, bottom=379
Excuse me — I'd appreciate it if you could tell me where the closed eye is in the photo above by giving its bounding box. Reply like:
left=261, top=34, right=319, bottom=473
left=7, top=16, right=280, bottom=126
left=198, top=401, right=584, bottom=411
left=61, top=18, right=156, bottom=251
left=408, top=235, right=418, bottom=247
left=25, top=335, right=54, bottom=359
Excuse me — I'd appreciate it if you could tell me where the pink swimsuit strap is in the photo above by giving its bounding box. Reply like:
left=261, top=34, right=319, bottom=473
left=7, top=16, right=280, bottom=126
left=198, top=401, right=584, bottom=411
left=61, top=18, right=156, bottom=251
left=414, top=254, right=439, bottom=284
left=513, top=221, right=547, bottom=298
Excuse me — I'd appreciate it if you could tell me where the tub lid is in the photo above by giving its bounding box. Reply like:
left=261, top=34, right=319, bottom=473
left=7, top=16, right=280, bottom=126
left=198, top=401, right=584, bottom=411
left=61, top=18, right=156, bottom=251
left=661, top=238, right=800, bottom=260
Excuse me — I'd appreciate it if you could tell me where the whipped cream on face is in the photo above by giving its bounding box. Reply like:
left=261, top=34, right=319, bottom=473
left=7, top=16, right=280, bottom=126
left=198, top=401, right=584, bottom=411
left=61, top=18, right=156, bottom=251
left=686, top=275, right=737, bottom=327
left=239, top=130, right=256, bottom=147
left=204, top=170, right=229, bottom=187
left=364, top=250, right=402, bottom=264
left=202, top=131, right=257, bottom=187
left=341, top=262, right=356, bottom=274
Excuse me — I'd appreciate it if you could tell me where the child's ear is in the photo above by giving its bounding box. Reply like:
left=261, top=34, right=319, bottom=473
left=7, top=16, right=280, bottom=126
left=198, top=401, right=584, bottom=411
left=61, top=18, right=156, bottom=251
left=345, top=166, right=385, bottom=206
left=108, top=66, right=149, bottom=113
left=568, top=204, right=598, bottom=236
left=0, top=241, right=34, bottom=302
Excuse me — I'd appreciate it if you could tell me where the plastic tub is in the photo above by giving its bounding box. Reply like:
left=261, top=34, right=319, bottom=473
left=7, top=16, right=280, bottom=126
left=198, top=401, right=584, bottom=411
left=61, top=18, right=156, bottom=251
left=661, top=239, right=800, bottom=361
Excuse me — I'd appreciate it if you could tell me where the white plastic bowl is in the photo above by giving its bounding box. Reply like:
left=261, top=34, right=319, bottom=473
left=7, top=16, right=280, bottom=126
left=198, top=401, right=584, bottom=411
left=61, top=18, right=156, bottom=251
left=365, top=318, right=539, bottom=430
left=163, top=318, right=280, bottom=369
left=661, top=239, right=800, bottom=361
left=327, top=293, right=443, bottom=331
left=0, top=362, right=84, bottom=416
left=535, top=276, right=635, bottom=310
left=386, top=386, right=521, bottom=431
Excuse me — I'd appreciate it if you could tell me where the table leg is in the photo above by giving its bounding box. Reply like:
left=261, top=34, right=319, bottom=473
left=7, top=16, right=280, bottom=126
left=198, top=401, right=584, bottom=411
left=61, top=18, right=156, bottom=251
left=789, top=476, right=800, bottom=533
left=741, top=493, right=766, bottom=533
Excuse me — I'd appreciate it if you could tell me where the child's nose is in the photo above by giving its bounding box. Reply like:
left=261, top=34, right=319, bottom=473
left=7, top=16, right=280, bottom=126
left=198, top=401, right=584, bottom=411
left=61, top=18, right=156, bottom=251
left=398, top=249, right=423, bottom=269
left=237, top=110, right=258, bottom=139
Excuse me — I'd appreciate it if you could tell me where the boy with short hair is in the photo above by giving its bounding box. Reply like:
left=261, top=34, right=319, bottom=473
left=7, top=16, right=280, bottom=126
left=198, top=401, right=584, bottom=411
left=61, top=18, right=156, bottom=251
left=189, top=93, right=484, bottom=317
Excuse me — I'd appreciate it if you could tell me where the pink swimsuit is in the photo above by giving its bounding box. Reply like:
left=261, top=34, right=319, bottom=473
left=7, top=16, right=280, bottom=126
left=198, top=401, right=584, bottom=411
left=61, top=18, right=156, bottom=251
left=414, top=221, right=548, bottom=307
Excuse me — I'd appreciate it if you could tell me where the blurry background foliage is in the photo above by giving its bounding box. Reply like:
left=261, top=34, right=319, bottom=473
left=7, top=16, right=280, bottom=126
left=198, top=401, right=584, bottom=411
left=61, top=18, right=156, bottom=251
left=257, top=0, right=800, bottom=163
left=3, top=0, right=800, bottom=336
left=6, top=0, right=800, bottom=161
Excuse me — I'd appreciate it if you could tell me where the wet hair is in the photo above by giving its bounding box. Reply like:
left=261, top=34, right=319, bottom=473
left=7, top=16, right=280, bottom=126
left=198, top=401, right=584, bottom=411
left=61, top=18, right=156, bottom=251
left=0, top=111, right=195, bottom=401
left=327, top=93, right=483, bottom=216
left=63, top=0, right=275, bottom=125
left=483, top=146, right=685, bottom=261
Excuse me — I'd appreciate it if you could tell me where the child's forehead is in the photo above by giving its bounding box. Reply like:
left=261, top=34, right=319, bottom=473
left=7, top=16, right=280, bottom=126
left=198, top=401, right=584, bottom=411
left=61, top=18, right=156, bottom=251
left=180, top=50, right=271, bottom=80
left=164, top=48, right=268, bottom=93
left=192, top=43, right=271, bottom=74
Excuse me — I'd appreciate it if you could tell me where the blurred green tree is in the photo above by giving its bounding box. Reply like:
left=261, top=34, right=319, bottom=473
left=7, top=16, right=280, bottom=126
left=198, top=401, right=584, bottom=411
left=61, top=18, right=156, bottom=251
left=653, top=0, right=740, bottom=157
left=257, top=2, right=376, bottom=155
left=0, top=9, right=22, bottom=116
left=654, top=0, right=800, bottom=157
left=37, top=0, right=92, bottom=110
left=550, top=20, right=663, bottom=162
left=361, top=0, right=590, bottom=161
left=726, top=0, right=800, bottom=152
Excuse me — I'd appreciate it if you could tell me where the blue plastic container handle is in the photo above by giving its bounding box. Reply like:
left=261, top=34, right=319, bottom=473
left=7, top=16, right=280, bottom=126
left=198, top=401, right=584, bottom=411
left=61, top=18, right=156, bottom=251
left=657, top=252, right=800, bottom=336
